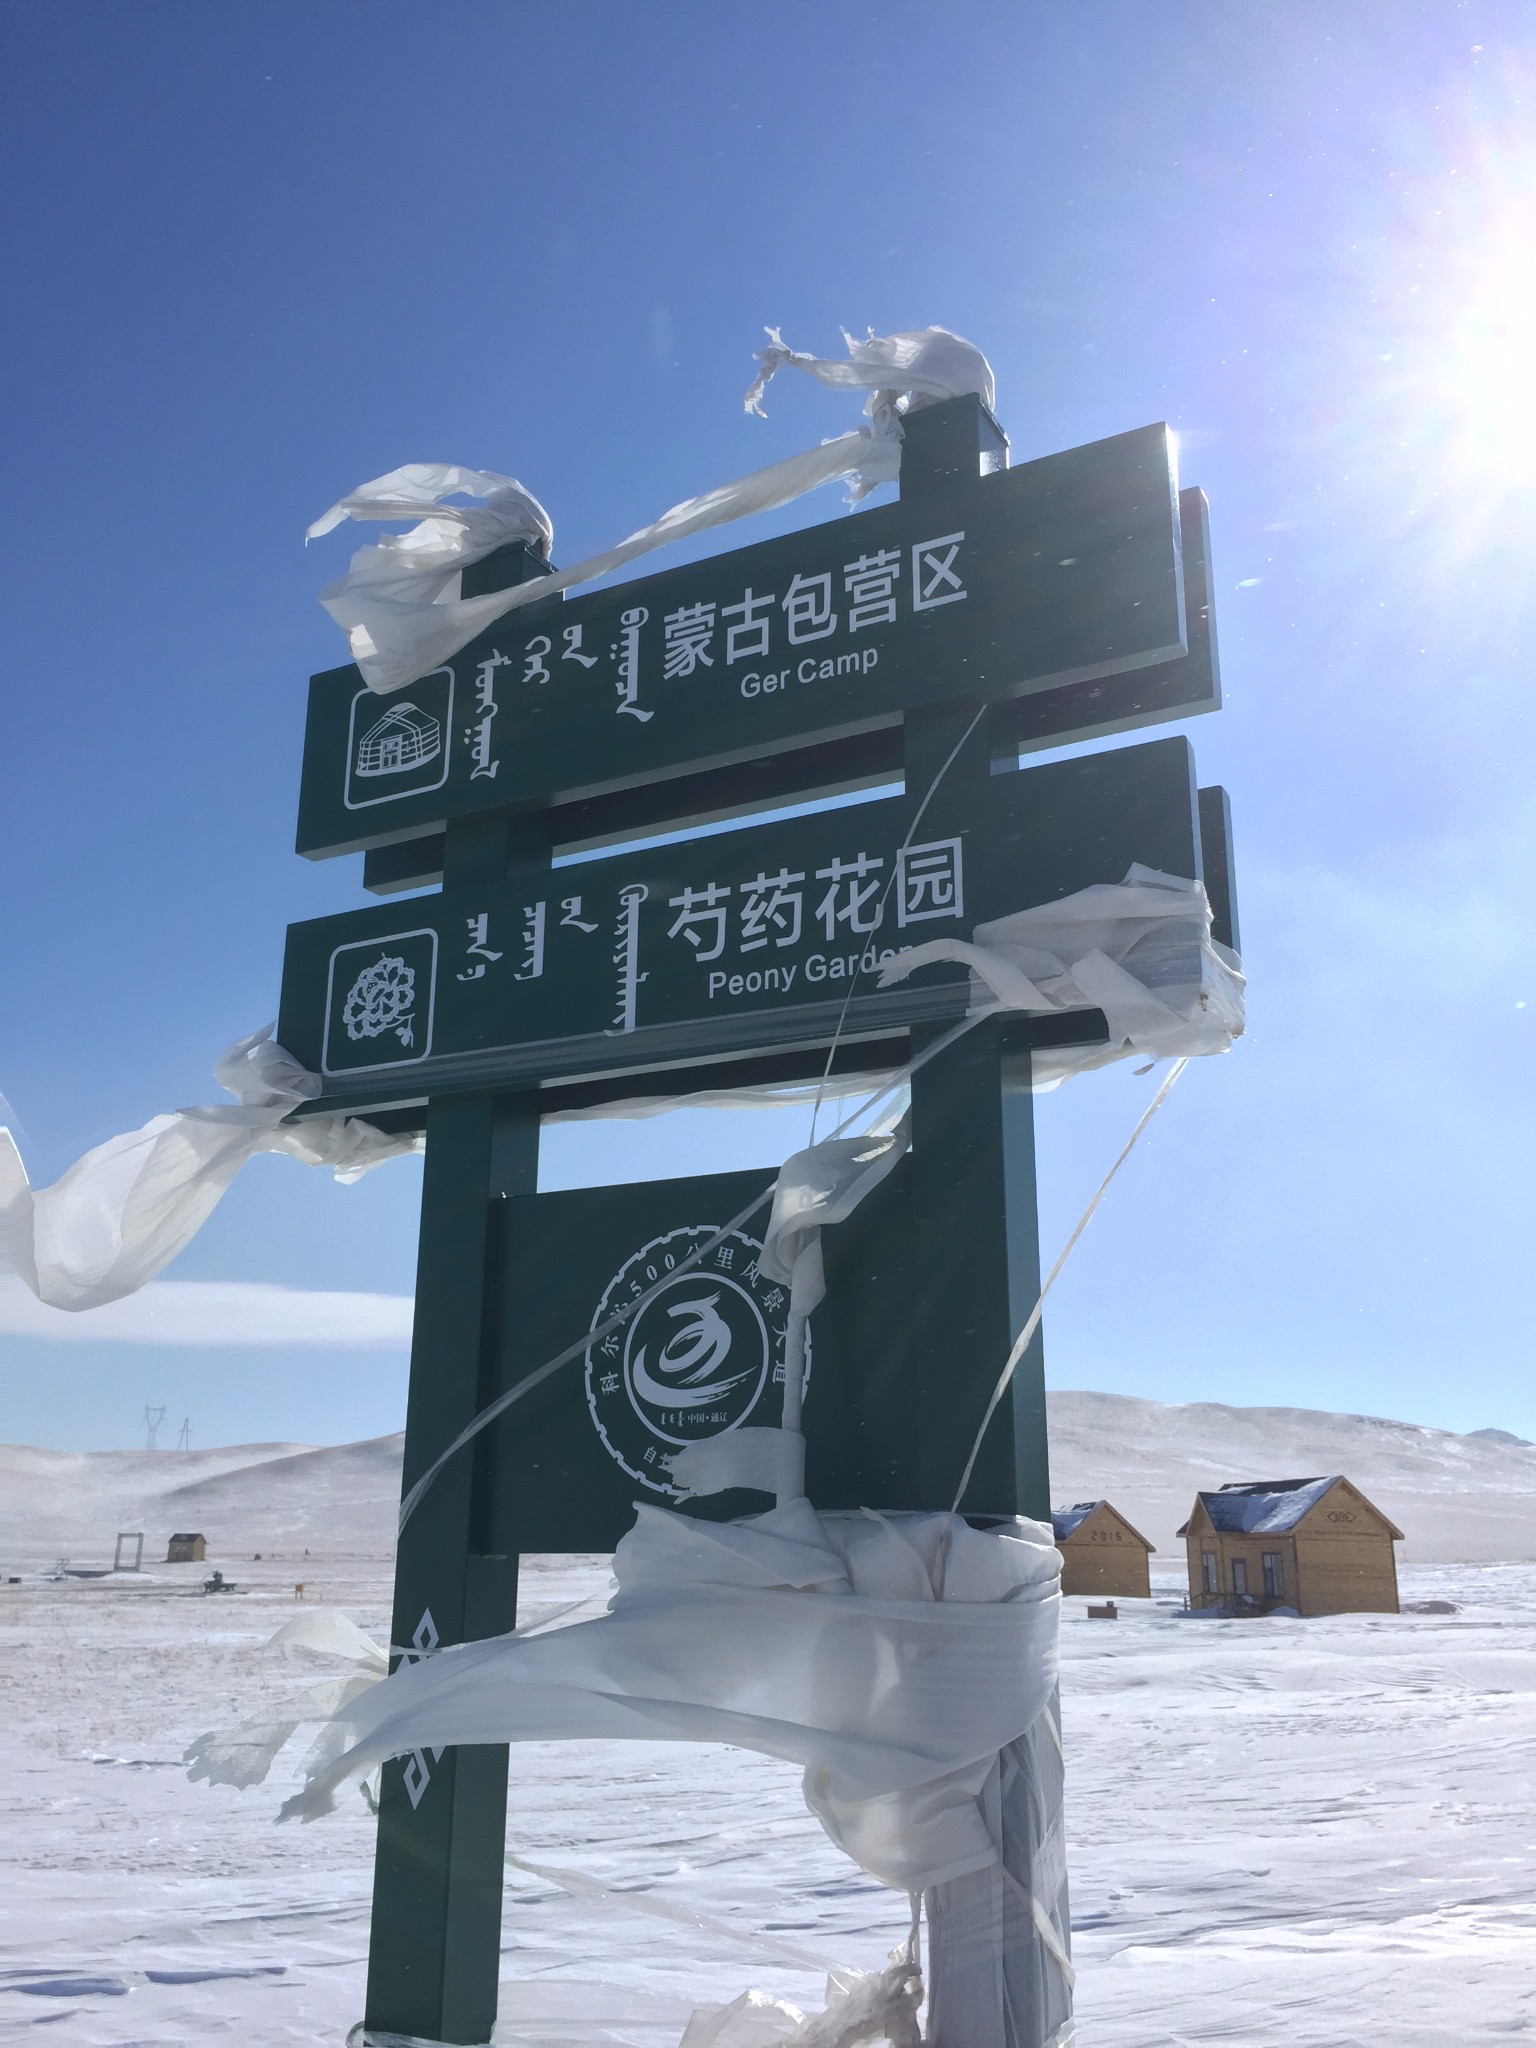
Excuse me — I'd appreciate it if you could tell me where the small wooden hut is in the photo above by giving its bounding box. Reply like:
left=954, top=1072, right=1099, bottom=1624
left=1179, top=1476, right=1402, bottom=1616
left=1051, top=1500, right=1155, bottom=1599
left=166, top=1532, right=207, bottom=1563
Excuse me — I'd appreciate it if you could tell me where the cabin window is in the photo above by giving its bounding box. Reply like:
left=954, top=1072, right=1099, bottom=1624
left=1201, top=1551, right=1218, bottom=1593
left=1231, top=1557, right=1249, bottom=1598
left=1261, top=1551, right=1285, bottom=1599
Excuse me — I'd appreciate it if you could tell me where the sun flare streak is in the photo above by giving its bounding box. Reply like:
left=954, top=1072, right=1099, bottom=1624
left=1336, top=78, right=1536, bottom=597
left=1435, top=203, right=1536, bottom=486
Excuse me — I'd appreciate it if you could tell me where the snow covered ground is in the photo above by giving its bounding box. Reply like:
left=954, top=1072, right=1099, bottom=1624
left=3, top=1402, right=1534, bottom=2045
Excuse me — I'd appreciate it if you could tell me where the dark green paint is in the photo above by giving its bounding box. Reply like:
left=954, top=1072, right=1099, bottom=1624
left=297, top=420, right=1186, bottom=857
left=479, top=1135, right=1038, bottom=1555
left=900, top=701, right=1050, bottom=1523
left=354, top=480, right=1217, bottom=904
left=364, top=1090, right=527, bottom=2045
left=279, top=734, right=1202, bottom=1112
left=1197, top=783, right=1240, bottom=953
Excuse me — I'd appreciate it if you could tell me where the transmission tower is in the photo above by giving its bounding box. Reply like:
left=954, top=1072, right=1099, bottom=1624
left=176, top=1417, right=192, bottom=1452
left=143, top=1404, right=166, bottom=1451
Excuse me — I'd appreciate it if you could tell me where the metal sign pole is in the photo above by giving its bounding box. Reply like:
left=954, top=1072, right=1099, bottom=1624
left=363, top=1085, right=521, bottom=2044
left=901, top=698, right=1050, bottom=1523
left=363, top=556, right=551, bottom=2047
left=897, top=407, right=1067, bottom=2048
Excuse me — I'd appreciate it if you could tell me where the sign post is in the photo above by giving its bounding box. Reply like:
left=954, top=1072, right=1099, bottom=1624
left=362, top=555, right=553, bottom=2045
left=278, top=395, right=1235, bottom=2046
left=363, top=1090, right=521, bottom=2041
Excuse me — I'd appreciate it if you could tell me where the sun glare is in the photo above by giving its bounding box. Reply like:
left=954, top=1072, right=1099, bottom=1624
left=1333, top=70, right=1536, bottom=591
left=1437, top=195, right=1536, bottom=485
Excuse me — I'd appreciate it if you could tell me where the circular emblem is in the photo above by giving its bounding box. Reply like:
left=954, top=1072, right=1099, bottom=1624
left=584, top=1225, right=804, bottom=1496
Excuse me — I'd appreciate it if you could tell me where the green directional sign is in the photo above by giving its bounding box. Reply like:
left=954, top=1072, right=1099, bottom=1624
left=479, top=1157, right=972, bottom=1552
left=278, top=734, right=1203, bottom=1105
left=328, top=396, right=1240, bottom=2048
left=484, top=1172, right=803, bottom=1547
left=296, top=422, right=1190, bottom=858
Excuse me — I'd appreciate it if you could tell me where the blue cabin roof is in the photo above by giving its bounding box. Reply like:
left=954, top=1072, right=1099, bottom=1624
left=1180, top=1475, right=1404, bottom=1542
left=1051, top=1501, right=1102, bottom=1540
left=1201, top=1477, right=1338, bottom=1532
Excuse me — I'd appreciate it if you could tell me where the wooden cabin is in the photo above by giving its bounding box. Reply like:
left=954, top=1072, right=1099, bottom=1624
left=1051, top=1500, right=1155, bottom=1599
left=1179, top=1477, right=1402, bottom=1616
left=166, top=1532, right=207, bottom=1563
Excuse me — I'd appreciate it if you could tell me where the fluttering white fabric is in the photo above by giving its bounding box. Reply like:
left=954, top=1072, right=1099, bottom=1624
left=743, top=325, right=995, bottom=427
left=342, top=1953, right=927, bottom=2048
left=308, top=464, right=553, bottom=553
left=679, top=1952, right=925, bottom=2048
left=186, top=1610, right=389, bottom=1794
left=667, top=1423, right=810, bottom=1503
left=553, top=866, right=1238, bottom=1130
left=0, top=1029, right=419, bottom=1312
left=308, top=327, right=995, bottom=695
left=269, top=1501, right=1061, bottom=1902
left=668, top=1115, right=910, bottom=1504
left=308, top=464, right=554, bottom=698
left=758, top=1114, right=911, bottom=1325
left=922, top=1702, right=1074, bottom=2048
left=878, top=864, right=1245, bottom=1087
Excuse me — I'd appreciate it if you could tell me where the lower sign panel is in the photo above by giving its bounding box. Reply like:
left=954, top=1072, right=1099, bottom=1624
left=480, top=1158, right=1021, bottom=1552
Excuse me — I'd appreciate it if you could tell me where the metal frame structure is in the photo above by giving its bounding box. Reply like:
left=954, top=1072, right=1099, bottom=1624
left=275, top=397, right=1234, bottom=2044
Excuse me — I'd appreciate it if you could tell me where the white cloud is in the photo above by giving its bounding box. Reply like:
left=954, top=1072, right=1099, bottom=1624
left=0, top=1277, right=414, bottom=1348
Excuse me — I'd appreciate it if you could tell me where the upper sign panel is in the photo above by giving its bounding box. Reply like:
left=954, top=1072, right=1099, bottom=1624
left=296, top=423, right=1185, bottom=858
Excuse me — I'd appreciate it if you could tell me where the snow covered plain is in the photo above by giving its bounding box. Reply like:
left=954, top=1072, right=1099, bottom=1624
left=2, top=1396, right=1533, bottom=2046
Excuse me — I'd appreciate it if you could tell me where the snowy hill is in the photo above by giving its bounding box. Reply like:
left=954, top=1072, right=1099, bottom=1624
left=1048, top=1392, right=1536, bottom=1563
left=0, top=1434, right=403, bottom=1570
left=3, top=1392, right=1533, bottom=1570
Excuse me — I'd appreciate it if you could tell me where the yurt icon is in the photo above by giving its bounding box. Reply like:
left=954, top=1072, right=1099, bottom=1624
left=354, top=701, right=442, bottom=778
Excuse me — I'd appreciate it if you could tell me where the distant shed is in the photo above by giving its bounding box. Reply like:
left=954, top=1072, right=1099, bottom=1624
left=1051, top=1500, right=1155, bottom=1599
left=166, top=1532, right=207, bottom=1563
left=1179, top=1476, right=1402, bottom=1616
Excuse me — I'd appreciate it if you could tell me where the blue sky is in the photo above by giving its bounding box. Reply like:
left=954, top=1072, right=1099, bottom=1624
left=2, top=2, right=1532, bottom=1451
